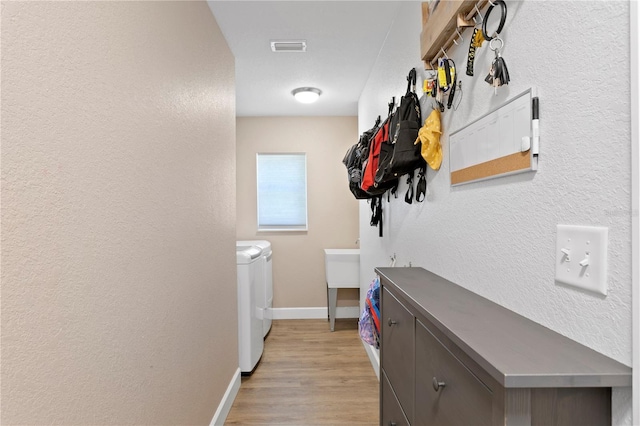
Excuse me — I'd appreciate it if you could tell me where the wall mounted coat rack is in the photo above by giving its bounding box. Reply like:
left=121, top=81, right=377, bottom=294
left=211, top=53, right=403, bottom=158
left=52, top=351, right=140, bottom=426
left=421, top=0, right=489, bottom=69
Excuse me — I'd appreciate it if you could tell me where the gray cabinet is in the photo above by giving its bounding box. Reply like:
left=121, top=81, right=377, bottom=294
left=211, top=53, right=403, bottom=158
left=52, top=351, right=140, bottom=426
left=414, top=318, right=492, bottom=425
left=377, top=267, right=631, bottom=426
left=381, top=370, right=410, bottom=426
left=381, top=288, right=414, bottom=421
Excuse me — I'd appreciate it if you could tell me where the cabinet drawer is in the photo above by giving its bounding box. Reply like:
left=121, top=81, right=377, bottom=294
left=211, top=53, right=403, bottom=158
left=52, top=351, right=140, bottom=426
left=381, top=370, right=410, bottom=426
left=381, top=287, right=414, bottom=420
left=415, top=319, right=492, bottom=426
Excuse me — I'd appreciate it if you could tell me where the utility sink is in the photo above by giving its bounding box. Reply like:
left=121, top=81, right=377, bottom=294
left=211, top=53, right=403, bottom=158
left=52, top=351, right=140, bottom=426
left=324, top=249, right=360, bottom=288
left=324, top=249, right=360, bottom=332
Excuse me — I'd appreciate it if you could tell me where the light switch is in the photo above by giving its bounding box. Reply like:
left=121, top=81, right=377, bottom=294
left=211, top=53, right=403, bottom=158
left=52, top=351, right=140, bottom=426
left=555, top=225, right=608, bottom=295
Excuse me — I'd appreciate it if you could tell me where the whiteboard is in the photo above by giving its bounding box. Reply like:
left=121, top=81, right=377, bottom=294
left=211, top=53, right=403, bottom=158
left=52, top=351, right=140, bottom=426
left=449, top=88, right=539, bottom=186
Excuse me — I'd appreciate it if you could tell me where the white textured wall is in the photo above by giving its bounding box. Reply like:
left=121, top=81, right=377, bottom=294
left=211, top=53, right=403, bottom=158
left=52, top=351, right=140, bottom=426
left=358, top=1, right=633, bottom=424
left=1, top=2, right=237, bottom=424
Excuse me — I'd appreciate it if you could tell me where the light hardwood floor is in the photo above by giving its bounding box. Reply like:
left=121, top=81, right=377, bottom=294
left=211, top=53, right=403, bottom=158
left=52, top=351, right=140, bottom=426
left=225, top=319, right=379, bottom=425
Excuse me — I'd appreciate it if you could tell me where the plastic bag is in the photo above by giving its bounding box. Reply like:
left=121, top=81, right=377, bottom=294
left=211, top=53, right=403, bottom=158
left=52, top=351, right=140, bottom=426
left=359, top=277, right=381, bottom=348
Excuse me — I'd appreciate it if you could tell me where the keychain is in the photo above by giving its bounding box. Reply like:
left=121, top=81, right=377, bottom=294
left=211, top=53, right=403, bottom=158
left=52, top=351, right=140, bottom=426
left=436, top=57, right=456, bottom=111
left=437, top=58, right=451, bottom=91
left=481, top=0, right=510, bottom=94
left=466, top=27, right=486, bottom=76
left=423, top=77, right=437, bottom=97
left=484, top=37, right=510, bottom=95
left=453, top=81, right=463, bottom=111
left=435, top=83, right=445, bottom=112
left=446, top=59, right=458, bottom=109
left=473, top=27, right=486, bottom=47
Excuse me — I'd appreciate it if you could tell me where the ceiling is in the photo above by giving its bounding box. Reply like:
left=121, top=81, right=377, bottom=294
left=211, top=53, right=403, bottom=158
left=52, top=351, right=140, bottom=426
left=206, top=1, right=408, bottom=117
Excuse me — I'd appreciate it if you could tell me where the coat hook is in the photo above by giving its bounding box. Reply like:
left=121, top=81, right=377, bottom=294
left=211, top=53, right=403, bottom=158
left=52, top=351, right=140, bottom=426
left=440, top=47, right=448, bottom=59
left=453, top=28, right=464, bottom=45
left=474, top=3, right=484, bottom=23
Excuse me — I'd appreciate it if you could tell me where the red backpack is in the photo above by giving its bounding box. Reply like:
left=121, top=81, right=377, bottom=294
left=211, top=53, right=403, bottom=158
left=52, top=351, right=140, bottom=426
left=361, top=119, right=389, bottom=192
left=361, top=101, right=397, bottom=194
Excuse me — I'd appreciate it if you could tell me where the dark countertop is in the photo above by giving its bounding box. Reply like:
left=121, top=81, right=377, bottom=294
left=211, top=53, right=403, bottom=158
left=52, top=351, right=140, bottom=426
left=376, top=267, right=631, bottom=388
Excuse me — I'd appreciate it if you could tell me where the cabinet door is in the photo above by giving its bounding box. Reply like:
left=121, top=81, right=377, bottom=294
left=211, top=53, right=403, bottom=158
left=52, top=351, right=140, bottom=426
left=415, top=319, right=493, bottom=426
left=381, top=370, right=410, bottom=426
left=381, top=287, right=414, bottom=420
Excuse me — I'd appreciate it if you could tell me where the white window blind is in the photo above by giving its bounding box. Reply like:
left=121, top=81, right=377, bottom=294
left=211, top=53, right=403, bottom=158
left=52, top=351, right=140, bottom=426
left=256, top=153, right=308, bottom=231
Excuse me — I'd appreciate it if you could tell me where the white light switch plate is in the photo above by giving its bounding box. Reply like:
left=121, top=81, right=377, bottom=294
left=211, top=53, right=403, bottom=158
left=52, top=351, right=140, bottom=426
left=555, top=225, right=608, bottom=295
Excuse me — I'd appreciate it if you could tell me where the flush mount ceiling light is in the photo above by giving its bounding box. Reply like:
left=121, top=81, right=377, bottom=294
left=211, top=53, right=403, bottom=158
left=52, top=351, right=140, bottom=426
left=292, top=87, right=322, bottom=104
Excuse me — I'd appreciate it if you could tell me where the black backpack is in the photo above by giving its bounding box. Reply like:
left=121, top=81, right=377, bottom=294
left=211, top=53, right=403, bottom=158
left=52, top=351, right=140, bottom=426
left=342, top=117, right=380, bottom=199
left=373, top=99, right=397, bottom=186
left=375, top=68, right=425, bottom=184
left=343, top=116, right=397, bottom=238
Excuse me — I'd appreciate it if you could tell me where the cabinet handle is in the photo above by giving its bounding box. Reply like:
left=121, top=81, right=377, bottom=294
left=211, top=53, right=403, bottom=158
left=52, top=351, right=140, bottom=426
left=389, top=423, right=397, bottom=426
left=388, top=318, right=397, bottom=326
left=432, top=377, right=446, bottom=392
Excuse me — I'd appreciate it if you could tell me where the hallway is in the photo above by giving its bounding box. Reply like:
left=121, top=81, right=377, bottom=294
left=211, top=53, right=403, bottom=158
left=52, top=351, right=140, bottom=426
left=225, top=319, right=379, bottom=425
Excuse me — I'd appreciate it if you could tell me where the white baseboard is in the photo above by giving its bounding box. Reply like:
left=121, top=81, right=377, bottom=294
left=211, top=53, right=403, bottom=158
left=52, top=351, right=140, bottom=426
left=271, top=306, right=360, bottom=320
left=210, top=367, right=241, bottom=426
left=363, top=341, right=380, bottom=381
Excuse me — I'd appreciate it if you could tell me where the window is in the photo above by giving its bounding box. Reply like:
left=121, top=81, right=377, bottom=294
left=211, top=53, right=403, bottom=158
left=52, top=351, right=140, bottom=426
left=256, top=153, right=308, bottom=231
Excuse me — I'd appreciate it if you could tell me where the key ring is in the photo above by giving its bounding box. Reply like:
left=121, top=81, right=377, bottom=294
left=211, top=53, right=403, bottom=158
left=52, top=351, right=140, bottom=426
left=482, top=0, right=507, bottom=41
left=489, top=36, right=504, bottom=52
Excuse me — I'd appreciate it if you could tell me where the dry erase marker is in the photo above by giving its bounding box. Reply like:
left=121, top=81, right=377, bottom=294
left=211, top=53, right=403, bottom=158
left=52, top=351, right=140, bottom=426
left=532, top=97, right=539, bottom=155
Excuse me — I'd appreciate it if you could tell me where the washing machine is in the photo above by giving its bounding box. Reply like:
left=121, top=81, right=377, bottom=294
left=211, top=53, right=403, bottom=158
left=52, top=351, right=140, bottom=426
left=236, top=240, right=273, bottom=338
left=236, top=245, right=264, bottom=374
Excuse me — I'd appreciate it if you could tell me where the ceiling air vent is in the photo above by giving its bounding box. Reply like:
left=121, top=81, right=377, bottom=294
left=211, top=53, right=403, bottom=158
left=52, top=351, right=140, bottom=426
left=270, top=40, right=307, bottom=53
